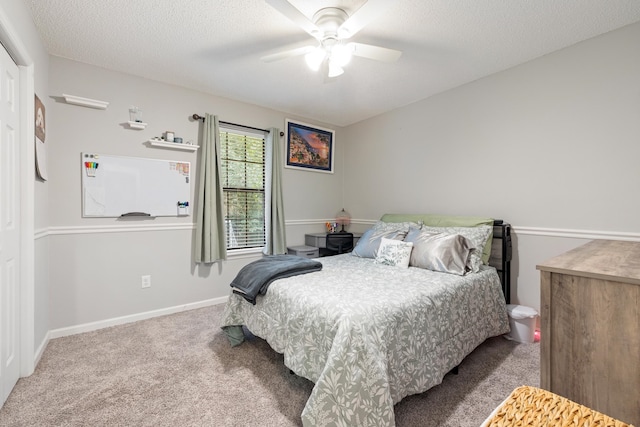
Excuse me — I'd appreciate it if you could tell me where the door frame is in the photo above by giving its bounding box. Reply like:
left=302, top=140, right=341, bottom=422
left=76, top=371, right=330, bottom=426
left=0, top=5, right=36, bottom=377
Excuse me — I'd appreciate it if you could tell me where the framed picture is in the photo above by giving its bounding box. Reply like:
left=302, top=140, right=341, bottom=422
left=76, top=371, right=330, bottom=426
left=34, top=94, right=48, bottom=180
left=285, top=119, right=334, bottom=173
left=35, top=94, right=46, bottom=142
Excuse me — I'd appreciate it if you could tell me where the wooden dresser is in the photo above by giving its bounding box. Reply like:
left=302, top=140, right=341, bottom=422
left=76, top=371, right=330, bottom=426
left=537, top=240, right=640, bottom=426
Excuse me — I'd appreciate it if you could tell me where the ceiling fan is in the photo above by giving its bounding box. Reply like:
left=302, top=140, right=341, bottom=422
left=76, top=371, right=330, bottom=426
left=261, top=0, right=402, bottom=78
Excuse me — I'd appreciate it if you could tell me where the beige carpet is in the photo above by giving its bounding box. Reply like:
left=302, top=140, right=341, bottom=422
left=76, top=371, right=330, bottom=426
left=0, top=304, right=539, bottom=426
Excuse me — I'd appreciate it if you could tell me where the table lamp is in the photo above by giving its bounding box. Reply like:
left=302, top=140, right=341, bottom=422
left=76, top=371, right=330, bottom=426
left=336, top=208, right=351, bottom=232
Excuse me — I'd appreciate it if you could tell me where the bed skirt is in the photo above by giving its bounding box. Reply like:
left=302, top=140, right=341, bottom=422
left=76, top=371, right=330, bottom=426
left=481, top=386, right=634, bottom=427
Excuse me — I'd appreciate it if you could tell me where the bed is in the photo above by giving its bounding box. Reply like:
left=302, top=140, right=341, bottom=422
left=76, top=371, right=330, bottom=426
left=221, top=214, right=512, bottom=427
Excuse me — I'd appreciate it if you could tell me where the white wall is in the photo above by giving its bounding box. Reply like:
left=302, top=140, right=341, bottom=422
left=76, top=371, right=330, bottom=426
left=343, top=22, right=640, bottom=312
left=47, top=57, right=345, bottom=330
left=9, top=1, right=640, bottom=344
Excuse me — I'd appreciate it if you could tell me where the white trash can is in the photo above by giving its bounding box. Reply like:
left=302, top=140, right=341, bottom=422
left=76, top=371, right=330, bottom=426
left=505, top=304, right=538, bottom=343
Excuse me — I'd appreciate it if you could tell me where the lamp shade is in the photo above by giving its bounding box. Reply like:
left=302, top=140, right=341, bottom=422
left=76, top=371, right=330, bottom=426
left=336, top=208, right=351, bottom=231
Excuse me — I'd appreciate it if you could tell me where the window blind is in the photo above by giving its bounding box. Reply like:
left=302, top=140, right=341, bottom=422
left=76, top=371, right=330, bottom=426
left=220, top=128, right=266, bottom=250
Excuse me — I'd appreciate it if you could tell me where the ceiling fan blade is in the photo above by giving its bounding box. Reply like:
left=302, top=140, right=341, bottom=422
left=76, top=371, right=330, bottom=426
left=265, top=0, right=321, bottom=39
left=261, top=45, right=315, bottom=62
left=338, top=0, right=391, bottom=38
left=349, top=42, right=402, bottom=63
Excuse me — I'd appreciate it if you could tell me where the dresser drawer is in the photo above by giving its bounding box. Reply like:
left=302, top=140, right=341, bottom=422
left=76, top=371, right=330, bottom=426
left=287, top=245, right=319, bottom=258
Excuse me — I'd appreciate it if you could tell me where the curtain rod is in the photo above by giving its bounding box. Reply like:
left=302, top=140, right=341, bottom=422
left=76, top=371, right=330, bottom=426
left=192, top=114, right=284, bottom=136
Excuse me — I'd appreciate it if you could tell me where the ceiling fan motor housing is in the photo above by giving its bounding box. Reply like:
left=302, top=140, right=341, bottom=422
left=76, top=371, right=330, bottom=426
left=312, top=7, right=350, bottom=39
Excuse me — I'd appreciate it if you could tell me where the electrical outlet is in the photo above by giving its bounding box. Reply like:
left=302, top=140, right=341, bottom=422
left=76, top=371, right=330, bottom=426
left=141, top=275, right=151, bottom=289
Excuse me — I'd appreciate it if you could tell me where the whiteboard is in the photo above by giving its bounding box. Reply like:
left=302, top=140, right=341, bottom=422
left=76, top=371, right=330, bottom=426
left=81, top=152, right=191, bottom=218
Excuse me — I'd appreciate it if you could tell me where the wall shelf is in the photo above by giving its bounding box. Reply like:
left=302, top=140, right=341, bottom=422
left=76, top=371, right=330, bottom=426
left=148, top=140, right=199, bottom=151
left=127, top=121, right=148, bottom=130
left=62, top=94, right=109, bottom=109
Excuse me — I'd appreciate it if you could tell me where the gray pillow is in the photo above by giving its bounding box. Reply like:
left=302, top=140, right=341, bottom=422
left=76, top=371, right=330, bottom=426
left=405, top=228, right=473, bottom=276
left=351, top=228, right=407, bottom=259
left=418, top=225, right=492, bottom=273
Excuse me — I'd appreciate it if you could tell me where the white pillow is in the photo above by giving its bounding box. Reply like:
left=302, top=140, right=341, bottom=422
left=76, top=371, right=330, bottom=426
left=374, top=237, right=414, bottom=268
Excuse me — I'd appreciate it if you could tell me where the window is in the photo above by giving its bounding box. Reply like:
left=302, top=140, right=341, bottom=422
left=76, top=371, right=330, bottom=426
left=220, top=126, right=266, bottom=250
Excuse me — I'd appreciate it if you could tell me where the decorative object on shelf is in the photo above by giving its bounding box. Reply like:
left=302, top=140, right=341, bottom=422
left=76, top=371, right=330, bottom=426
left=62, top=93, right=109, bottom=109
left=285, top=119, right=334, bottom=173
left=174, top=137, right=183, bottom=144
left=336, top=208, right=351, bottom=232
left=129, top=106, right=142, bottom=122
left=126, top=106, right=147, bottom=129
left=147, top=139, right=199, bottom=152
left=164, top=131, right=175, bottom=142
left=326, top=222, right=339, bottom=233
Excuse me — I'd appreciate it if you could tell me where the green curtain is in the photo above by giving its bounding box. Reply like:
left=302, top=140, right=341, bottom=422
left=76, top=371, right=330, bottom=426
left=195, top=114, right=227, bottom=263
left=264, top=127, right=287, bottom=255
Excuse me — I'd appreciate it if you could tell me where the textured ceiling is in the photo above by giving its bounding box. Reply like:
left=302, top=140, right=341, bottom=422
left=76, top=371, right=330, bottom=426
left=24, top=0, right=640, bottom=126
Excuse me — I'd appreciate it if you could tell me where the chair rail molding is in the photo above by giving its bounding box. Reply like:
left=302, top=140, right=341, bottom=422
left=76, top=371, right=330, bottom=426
left=513, top=226, right=640, bottom=241
left=36, top=222, right=640, bottom=242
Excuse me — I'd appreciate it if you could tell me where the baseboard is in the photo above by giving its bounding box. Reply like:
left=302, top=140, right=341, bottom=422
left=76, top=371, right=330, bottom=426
left=34, top=330, right=51, bottom=368
left=48, top=296, right=228, bottom=340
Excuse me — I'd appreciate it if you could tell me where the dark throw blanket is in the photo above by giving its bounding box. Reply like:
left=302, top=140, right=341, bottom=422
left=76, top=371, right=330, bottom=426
left=230, top=255, right=322, bottom=304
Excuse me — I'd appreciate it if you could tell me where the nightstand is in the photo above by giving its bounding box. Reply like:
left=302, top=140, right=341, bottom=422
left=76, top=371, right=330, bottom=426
left=287, top=245, right=319, bottom=259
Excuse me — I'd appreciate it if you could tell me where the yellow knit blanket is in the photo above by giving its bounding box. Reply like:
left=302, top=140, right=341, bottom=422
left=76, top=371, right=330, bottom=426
left=483, top=386, right=634, bottom=427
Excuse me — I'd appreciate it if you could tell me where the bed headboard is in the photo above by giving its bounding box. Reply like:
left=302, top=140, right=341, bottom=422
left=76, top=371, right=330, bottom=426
left=379, top=214, right=512, bottom=304
left=489, top=220, right=512, bottom=304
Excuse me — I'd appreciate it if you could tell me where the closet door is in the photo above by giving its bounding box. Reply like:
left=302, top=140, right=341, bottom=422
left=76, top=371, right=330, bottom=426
left=0, top=40, right=21, bottom=408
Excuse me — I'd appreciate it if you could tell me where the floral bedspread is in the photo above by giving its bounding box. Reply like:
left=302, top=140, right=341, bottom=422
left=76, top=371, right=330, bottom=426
left=221, top=254, right=509, bottom=427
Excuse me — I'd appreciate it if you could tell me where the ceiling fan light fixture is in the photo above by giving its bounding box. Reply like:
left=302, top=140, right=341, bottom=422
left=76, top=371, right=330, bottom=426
left=327, top=59, right=344, bottom=78
left=305, top=47, right=326, bottom=71
left=330, top=43, right=352, bottom=67
left=263, top=2, right=402, bottom=78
